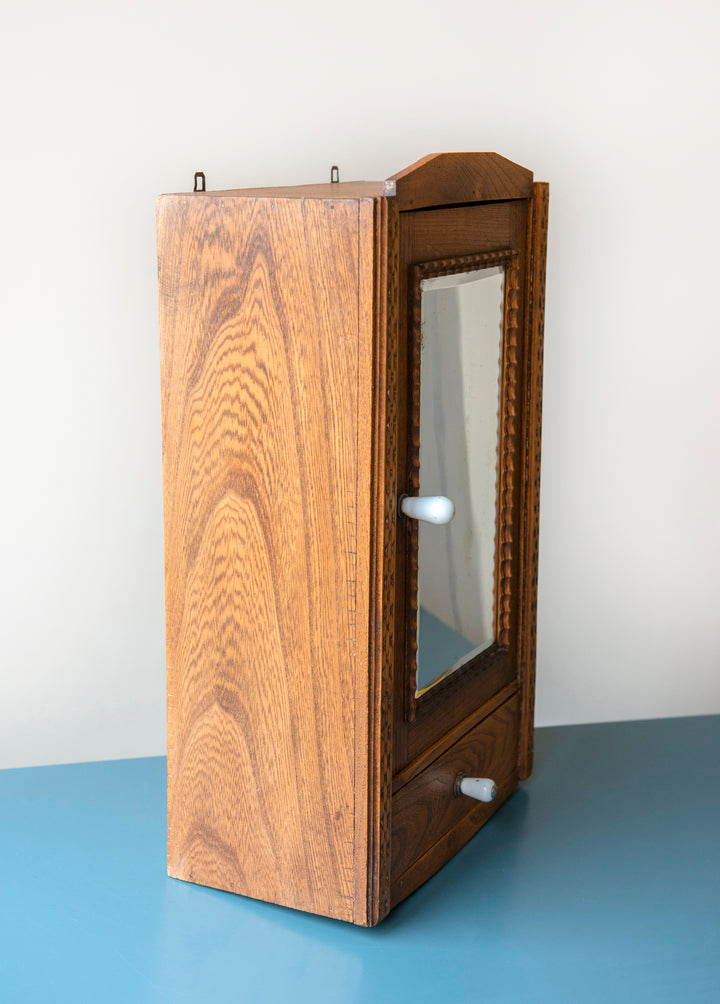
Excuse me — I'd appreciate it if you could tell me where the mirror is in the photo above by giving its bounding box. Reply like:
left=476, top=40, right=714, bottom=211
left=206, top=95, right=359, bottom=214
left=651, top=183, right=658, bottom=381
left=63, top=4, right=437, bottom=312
left=415, top=265, right=505, bottom=695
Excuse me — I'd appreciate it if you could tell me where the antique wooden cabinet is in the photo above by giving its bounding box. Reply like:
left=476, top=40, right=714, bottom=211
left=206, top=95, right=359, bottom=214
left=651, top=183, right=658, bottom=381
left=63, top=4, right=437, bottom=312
left=156, top=153, right=548, bottom=925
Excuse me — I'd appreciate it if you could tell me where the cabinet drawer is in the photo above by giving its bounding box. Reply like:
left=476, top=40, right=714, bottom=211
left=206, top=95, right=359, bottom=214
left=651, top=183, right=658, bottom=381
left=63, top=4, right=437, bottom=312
left=391, top=692, right=520, bottom=884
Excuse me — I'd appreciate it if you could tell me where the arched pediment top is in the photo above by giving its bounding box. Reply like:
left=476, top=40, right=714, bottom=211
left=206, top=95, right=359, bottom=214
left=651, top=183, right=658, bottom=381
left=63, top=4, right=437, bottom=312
left=384, top=153, right=533, bottom=210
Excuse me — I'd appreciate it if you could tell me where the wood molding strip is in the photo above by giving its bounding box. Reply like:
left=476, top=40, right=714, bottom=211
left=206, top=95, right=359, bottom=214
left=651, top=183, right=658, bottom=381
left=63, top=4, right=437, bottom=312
left=367, top=196, right=400, bottom=924
left=386, top=153, right=533, bottom=211
left=518, top=182, right=549, bottom=781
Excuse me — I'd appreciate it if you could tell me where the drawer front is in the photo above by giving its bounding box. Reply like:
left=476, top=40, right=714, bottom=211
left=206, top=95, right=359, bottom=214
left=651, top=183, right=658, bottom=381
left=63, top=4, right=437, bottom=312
left=391, top=693, right=520, bottom=883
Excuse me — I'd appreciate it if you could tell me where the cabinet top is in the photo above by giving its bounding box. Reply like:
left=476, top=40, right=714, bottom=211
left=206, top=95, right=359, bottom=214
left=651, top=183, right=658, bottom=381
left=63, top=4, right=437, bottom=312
left=162, top=153, right=534, bottom=212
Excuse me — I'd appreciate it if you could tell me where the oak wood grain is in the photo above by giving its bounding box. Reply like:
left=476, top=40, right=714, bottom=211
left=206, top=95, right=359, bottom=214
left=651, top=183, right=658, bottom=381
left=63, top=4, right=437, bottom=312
left=410, top=202, right=517, bottom=259
left=390, top=767, right=517, bottom=910
left=386, top=153, right=533, bottom=210
left=365, top=196, right=398, bottom=925
left=158, top=194, right=375, bottom=922
left=391, top=692, right=520, bottom=884
left=391, top=681, right=518, bottom=794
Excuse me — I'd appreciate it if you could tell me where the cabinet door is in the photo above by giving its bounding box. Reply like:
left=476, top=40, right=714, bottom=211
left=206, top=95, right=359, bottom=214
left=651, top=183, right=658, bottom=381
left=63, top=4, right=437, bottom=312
left=393, top=198, right=532, bottom=772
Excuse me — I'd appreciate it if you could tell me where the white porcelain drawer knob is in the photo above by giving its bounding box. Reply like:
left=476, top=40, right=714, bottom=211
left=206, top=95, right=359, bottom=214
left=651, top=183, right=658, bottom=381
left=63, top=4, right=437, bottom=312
left=455, top=775, right=498, bottom=802
left=400, top=495, right=455, bottom=525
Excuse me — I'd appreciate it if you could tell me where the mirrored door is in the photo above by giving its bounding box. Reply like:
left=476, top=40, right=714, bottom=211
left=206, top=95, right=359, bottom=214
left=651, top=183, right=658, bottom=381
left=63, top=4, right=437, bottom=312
left=404, top=250, right=521, bottom=713
left=414, top=265, right=504, bottom=693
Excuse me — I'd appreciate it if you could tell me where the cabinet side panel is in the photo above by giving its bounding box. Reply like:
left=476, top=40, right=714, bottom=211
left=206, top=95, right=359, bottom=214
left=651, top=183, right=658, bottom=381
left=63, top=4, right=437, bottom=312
left=157, top=195, right=362, bottom=921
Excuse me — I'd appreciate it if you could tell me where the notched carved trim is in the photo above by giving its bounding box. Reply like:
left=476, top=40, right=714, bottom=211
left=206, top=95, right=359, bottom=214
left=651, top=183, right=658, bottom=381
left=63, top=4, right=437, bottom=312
left=372, top=198, right=399, bottom=922
left=404, top=250, right=520, bottom=722
left=496, top=257, right=521, bottom=649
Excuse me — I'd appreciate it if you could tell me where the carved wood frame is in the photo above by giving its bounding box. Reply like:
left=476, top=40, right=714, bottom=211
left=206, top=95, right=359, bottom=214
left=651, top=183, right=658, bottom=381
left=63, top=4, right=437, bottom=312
left=403, top=249, right=521, bottom=723
left=517, top=182, right=549, bottom=780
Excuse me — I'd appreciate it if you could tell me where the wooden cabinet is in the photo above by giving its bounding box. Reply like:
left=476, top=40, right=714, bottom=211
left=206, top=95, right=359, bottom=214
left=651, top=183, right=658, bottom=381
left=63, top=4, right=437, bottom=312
left=156, top=153, right=548, bottom=925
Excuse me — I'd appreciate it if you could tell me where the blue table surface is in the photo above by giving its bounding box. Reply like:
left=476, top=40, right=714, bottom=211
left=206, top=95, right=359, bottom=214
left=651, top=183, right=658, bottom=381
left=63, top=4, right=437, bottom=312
left=1, top=715, right=718, bottom=1003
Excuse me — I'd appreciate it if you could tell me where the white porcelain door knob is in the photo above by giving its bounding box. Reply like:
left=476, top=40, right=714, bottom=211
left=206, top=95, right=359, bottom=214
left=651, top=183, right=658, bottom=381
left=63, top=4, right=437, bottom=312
left=456, top=776, right=498, bottom=802
left=400, top=495, right=455, bottom=525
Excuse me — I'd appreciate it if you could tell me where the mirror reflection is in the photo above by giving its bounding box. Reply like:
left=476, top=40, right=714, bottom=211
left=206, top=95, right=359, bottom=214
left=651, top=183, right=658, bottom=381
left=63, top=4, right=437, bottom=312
left=416, top=266, right=505, bottom=695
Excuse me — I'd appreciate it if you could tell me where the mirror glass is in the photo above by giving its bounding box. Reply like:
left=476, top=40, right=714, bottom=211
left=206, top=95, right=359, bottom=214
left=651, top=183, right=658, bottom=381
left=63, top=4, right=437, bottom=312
left=415, top=266, right=505, bottom=695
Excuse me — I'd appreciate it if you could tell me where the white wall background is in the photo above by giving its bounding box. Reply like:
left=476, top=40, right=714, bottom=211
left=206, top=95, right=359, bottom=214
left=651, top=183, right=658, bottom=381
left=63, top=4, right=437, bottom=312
left=1, top=0, right=718, bottom=769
